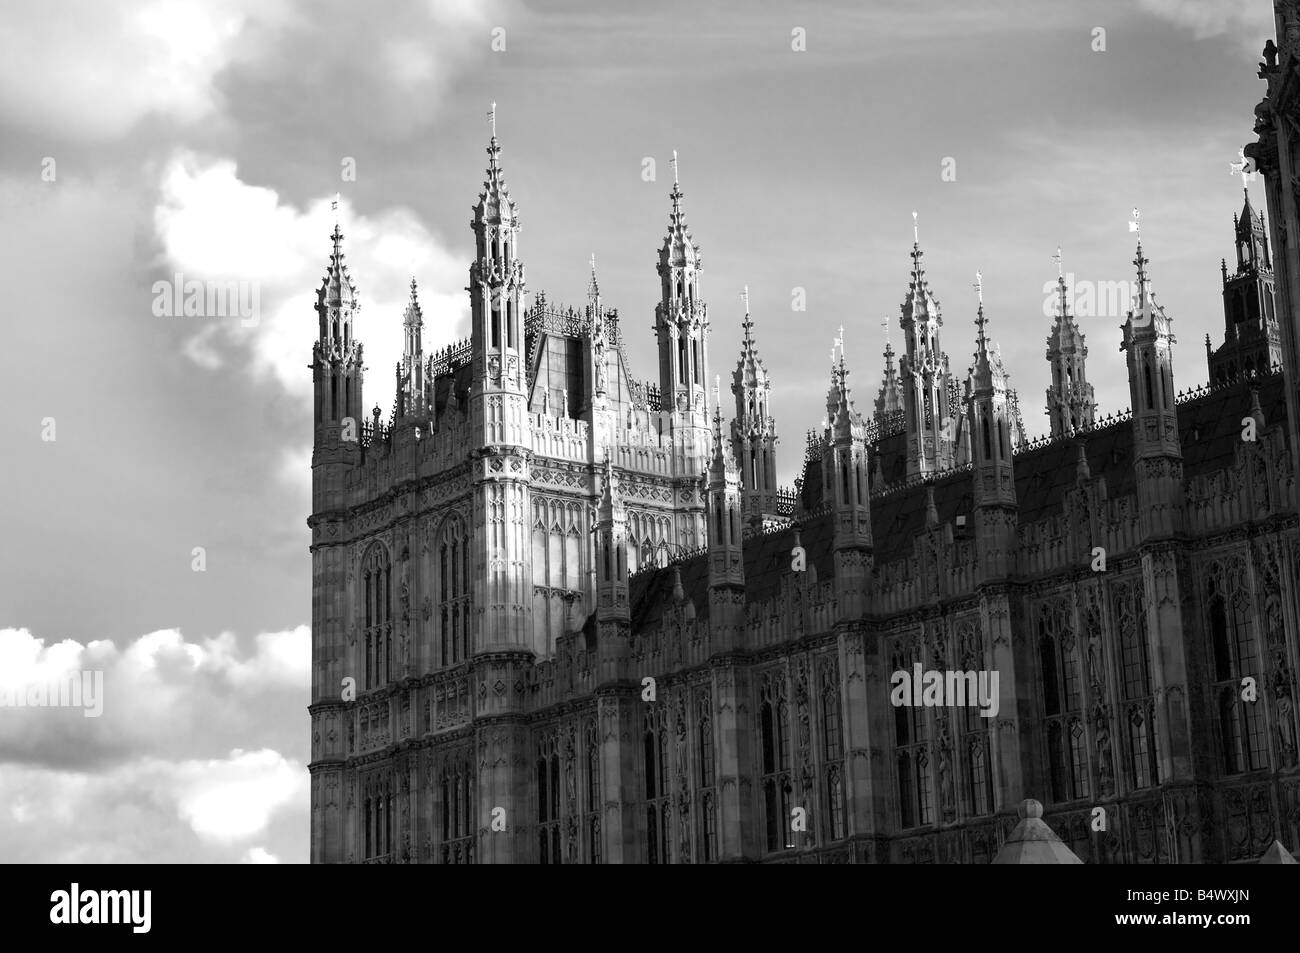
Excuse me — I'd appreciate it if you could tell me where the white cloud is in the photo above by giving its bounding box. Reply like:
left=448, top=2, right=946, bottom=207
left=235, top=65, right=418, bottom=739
left=170, top=748, right=306, bottom=843
left=0, top=753, right=306, bottom=862
left=0, top=625, right=309, bottom=766
left=0, top=625, right=312, bottom=861
left=152, top=151, right=471, bottom=427
left=0, top=0, right=287, bottom=141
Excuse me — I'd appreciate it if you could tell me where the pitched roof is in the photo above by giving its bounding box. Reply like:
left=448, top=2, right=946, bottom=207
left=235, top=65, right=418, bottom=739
left=631, top=371, right=1286, bottom=627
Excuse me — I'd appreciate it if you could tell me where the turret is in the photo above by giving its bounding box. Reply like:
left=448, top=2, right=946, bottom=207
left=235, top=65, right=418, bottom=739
left=730, top=286, right=779, bottom=529
left=1120, top=225, right=1184, bottom=539
left=1045, top=249, right=1096, bottom=438
left=898, top=214, right=957, bottom=476
left=1210, top=188, right=1281, bottom=382
left=965, top=275, right=1018, bottom=580
left=822, top=342, right=873, bottom=618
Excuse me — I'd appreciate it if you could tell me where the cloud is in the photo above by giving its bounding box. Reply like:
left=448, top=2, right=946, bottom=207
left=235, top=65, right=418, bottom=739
left=0, top=625, right=309, bottom=768
left=0, top=625, right=311, bottom=861
left=169, top=749, right=306, bottom=843
left=0, top=752, right=306, bottom=862
left=0, top=0, right=287, bottom=141
left=1136, top=0, right=1272, bottom=43
left=151, top=151, right=471, bottom=426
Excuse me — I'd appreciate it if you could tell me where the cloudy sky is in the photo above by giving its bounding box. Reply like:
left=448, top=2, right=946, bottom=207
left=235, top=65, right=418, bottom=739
left=0, top=0, right=1277, bottom=863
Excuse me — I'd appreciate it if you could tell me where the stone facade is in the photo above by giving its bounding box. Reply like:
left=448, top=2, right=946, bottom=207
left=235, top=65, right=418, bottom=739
left=309, top=73, right=1300, bottom=860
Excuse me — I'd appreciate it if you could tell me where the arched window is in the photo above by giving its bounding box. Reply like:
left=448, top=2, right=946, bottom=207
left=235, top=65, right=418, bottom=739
left=1208, top=573, right=1266, bottom=773
left=1143, top=358, right=1154, bottom=410
left=437, top=518, right=470, bottom=666
left=1115, top=583, right=1159, bottom=789
left=361, top=544, right=392, bottom=689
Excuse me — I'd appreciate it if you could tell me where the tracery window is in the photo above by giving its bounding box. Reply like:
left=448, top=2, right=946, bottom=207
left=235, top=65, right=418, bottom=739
left=536, top=740, right=561, bottom=864
left=440, top=753, right=474, bottom=865
left=1208, top=570, right=1266, bottom=774
left=1115, top=582, right=1160, bottom=790
left=1039, top=600, right=1089, bottom=803
left=437, top=517, right=470, bottom=666
left=959, top=623, right=994, bottom=816
left=893, top=642, right=932, bottom=829
left=643, top=708, right=670, bottom=863
left=760, top=674, right=794, bottom=851
left=362, top=544, right=392, bottom=689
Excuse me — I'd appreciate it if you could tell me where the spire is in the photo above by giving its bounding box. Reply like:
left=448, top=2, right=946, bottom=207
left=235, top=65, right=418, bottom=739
left=1045, top=247, right=1095, bottom=438
left=662, top=151, right=698, bottom=271
left=875, top=338, right=904, bottom=420
left=319, top=219, right=358, bottom=318
left=731, top=285, right=778, bottom=527
left=971, top=271, right=1003, bottom=386
left=587, top=252, right=600, bottom=300
left=403, top=277, right=422, bottom=327
left=473, top=103, right=516, bottom=228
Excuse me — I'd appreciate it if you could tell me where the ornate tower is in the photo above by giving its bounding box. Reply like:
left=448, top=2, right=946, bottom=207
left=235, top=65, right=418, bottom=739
left=966, top=288, right=1018, bottom=524
left=898, top=220, right=957, bottom=476
left=308, top=216, right=364, bottom=864
left=822, top=348, right=873, bottom=619
left=311, top=220, right=365, bottom=506
left=707, top=402, right=746, bottom=647
left=874, top=338, right=905, bottom=427
left=1209, top=188, right=1280, bottom=382
left=1121, top=231, right=1184, bottom=539
left=397, top=278, right=424, bottom=423
left=730, top=286, right=778, bottom=529
left=654, top=154, right=710, bottom=420
left=1045, top=251, right=1096, bottom=439
left=467, top=118, right=534, bottom=654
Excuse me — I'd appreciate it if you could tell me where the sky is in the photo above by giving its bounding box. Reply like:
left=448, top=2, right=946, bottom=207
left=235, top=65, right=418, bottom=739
left=0, top=0, right=1279, bottom=863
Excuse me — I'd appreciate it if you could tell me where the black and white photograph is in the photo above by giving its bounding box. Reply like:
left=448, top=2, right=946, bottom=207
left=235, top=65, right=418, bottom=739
left=2, top=0, right=1297, bottom=933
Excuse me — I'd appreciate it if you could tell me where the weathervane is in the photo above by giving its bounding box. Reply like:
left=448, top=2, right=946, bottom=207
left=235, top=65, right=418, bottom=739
left=332, top=192, right=340, bottom=228
left=912, top=210, right=919, bottom=244
left=1053, top=245, right=1063, bottom=279
left=973, top=270, right=983, bottom=303
left=489, top=101, right=497, bottom=138
left=741, top=284, right=750, bottom=313
left=1129, top=206, right=1141, bottom=237
left=671, top=149, right=679, bottom=184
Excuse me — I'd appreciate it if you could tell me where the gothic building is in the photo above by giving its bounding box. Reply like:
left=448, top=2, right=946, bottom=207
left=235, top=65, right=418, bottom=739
left=309, top=100, right=1300, bottom=862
